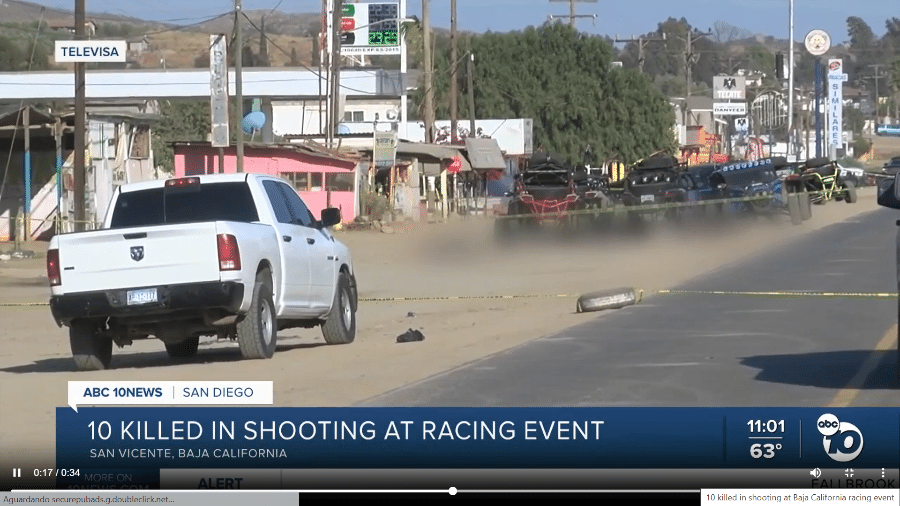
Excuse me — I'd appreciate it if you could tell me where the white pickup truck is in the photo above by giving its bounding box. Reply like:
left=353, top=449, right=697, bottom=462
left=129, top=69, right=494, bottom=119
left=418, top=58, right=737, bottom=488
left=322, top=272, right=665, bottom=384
left=46, top=173, right=359, bottom=371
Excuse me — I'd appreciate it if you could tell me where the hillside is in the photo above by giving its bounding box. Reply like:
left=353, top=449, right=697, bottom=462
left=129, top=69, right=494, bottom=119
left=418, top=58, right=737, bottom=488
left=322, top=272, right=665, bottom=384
left=0, top=0, right=169, bottom=28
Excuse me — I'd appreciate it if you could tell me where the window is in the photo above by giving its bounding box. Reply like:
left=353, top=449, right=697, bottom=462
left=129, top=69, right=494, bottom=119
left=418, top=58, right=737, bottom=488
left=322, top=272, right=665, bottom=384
left=281, top=172, right=309, bottom=192
left=325, top=172, right=354, bottom=192
left=310, top=173, right=323, bottom=191
left=262, top=180, right=293, bottom=224
left=130, top=125, right=150, bottom=159
left=342, top=110, right=364, bottom=122
left=276, top=182, right=316, bottom=227
left=109, top=182, right=259, bottom=229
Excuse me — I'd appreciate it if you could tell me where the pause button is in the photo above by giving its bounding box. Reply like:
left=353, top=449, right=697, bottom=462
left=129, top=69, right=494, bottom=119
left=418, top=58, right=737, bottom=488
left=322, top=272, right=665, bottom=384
left=12, top=468, right=21, bottom=478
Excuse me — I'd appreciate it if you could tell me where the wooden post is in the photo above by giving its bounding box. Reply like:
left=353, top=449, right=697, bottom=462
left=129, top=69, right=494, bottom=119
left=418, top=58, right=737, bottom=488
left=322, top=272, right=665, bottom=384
left=23, top=106, right=31, bottom=241
left=54, top=118, right=63, bottom=235
left=218, top=147, right=225, bottom=173
left=440, top=169, right=448, bottom=221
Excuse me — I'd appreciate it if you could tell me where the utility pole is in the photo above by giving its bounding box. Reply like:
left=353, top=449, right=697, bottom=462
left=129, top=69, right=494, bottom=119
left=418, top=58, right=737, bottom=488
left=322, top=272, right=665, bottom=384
left=331, top=0, right=343, bottom=147
left=234, top=0, right=244, bottom=172
left=787, top=0, right=795, bottom=159
left=73, top=0, right=86, bottom=231
left=449, top=0, right=458, bottom=143
left=467, top=38, right=475, bottom=137
left=548, top=0, right=597, bottom=28
left=682, top=27, right=711, bottom=127
left=614, top=34, right=666, bottom=73
left=422, top=0, right=434, bottom=143
left=870, top=64, right=885, bottom=126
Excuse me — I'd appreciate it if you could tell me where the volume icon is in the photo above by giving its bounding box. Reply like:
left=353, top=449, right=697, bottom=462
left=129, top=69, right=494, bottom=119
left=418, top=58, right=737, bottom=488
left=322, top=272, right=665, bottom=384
left=810, top=468, right=821, bottom=478
left=12, top=468, right=21, bottom=478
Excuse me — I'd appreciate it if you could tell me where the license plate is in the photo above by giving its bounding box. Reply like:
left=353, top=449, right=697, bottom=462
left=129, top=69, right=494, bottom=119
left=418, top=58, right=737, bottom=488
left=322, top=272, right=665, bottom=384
left=641, top=194, right=655, bottom=203
left=126, top=288, right=158, bottom=305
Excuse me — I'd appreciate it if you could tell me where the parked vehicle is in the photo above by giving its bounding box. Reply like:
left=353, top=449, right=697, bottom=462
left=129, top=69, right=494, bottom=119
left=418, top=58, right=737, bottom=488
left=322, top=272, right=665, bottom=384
left=710, top=158, right=811, bottom=225
left=613, top=153, right=685, bottom=224
left=498, top=152, right=611, bottom=237
left=883, top=156, right=900, bottom=176
left=873, top=174, right=900, bottom=380
left=47, top=173, right=358, bottom=371
left=798, top=157, right=858, bottom=205
left=875, top=124, right=900, bottom=137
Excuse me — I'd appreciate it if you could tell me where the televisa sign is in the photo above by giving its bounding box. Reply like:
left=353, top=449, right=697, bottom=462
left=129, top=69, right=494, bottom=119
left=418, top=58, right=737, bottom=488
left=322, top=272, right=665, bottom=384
left=55, top=40, right=127, bottom=62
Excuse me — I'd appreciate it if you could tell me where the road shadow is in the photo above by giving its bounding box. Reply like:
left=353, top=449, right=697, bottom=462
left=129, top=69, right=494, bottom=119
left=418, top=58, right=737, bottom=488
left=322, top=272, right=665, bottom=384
left=741, top=349, right=899, bottom=390
left=0, top=342, right=326, bottom=374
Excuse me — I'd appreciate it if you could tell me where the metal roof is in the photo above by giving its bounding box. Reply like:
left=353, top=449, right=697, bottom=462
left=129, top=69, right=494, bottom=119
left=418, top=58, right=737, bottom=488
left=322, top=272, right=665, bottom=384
left=170, top=140, right=360, bottom=166
left=464, top=138, right=506, bottom=170
left=0, top=104, right=56, bottom=128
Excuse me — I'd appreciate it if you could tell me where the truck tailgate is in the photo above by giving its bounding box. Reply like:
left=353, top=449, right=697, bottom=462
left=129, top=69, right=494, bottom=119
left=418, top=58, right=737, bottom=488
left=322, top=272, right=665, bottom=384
left=56, top=222, right=222, bottom=294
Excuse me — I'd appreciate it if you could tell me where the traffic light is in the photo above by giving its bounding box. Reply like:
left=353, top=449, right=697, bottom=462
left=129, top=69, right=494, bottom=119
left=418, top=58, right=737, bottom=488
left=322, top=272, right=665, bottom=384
left=775, top=53, right=785, bottom=80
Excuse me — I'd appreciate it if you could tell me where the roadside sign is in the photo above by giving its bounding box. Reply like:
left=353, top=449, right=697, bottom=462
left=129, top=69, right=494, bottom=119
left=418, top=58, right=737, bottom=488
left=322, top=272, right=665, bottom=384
left=373, top=131, right=397, bottom=167
left=734, top=117, right=748, bottom=132
left=804, top=29, right=831, bottom=56
left=713, top=102, right=747, bottom=116
left=55, top=40, right=126, bottom=62
left=713, top=76, right=746, bottom=100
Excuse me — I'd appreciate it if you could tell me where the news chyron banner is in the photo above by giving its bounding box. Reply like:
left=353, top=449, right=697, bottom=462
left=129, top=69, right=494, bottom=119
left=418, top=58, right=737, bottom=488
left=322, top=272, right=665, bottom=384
left=48, top=382, right=900, bottom=491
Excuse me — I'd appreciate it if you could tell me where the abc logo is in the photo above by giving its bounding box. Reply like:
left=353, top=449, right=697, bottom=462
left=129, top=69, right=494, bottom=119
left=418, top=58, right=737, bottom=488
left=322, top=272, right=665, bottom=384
left=817, top=413, right=863, bottom=462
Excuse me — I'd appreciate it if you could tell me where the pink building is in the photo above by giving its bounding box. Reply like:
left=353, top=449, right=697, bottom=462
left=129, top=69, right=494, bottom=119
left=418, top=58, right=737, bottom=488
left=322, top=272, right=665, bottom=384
left=172, top=141, right=360, bottom=223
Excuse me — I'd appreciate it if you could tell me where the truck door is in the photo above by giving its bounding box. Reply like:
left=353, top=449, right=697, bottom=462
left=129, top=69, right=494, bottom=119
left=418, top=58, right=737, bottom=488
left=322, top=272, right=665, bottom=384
left=273, top=181, right=337, bottom=310
left=262, top=180, right=313, bottom=310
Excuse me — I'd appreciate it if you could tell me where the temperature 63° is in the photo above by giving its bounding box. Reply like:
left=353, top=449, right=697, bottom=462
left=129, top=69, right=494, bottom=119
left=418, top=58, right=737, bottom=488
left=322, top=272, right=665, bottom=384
left=751, top=443, right=782, bottom=459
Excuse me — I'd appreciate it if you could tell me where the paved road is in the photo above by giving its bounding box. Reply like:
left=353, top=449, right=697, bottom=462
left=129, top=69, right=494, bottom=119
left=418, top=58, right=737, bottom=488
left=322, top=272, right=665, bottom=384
left=362, top=208, right=900, bottom=407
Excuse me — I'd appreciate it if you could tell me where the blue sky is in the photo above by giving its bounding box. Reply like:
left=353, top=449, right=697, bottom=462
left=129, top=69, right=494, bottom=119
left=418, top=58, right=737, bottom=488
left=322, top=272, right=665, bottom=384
left=31, top=0, right=896, bottom=44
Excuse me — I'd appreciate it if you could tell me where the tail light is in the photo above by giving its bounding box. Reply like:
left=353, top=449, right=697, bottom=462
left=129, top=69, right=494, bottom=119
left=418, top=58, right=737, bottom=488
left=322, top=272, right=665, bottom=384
left=47, top=248, right=61, bottom=286
left=217, top=234, right=241, bottom=271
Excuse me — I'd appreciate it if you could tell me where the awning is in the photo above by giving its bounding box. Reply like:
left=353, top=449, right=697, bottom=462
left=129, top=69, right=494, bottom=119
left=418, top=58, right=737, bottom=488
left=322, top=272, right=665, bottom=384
left=357, top=141, right=473, bottom=174
left=464, top=138, right=506, bottom=170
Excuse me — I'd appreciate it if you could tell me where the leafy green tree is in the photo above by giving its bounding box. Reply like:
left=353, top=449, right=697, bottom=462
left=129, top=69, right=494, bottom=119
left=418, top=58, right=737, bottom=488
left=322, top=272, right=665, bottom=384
left=416, top=23, right=676, bottom=165
left=152, top=100, right=211, bottom=174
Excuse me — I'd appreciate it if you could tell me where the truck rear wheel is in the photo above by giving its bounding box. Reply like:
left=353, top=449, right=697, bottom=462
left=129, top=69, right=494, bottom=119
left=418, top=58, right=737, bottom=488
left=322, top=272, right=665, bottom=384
left=70, top=320, right=113, bottom=371
left=322, top=272, right=356, bottom=345
left=165, top=337, right=199, bottom=358
left=236, top=280, right=277, bottom=359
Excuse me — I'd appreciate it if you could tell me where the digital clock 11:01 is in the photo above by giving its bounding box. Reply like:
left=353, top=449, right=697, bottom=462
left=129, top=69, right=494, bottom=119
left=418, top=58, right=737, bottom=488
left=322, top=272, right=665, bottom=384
left=748, top=420, right=786, bottom=433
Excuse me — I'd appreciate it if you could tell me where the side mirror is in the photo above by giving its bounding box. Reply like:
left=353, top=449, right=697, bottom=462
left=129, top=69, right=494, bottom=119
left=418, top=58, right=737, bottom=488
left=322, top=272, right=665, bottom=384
left=320, top=207, right=341, bottom=228
left=877, top=173, right=900, bottom=210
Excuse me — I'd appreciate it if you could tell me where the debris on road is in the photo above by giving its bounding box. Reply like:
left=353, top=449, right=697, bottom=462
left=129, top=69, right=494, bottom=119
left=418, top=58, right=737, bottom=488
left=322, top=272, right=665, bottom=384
left=397, top=329, right=425, bottom=343
left=576, top=287, right=639, bottom=313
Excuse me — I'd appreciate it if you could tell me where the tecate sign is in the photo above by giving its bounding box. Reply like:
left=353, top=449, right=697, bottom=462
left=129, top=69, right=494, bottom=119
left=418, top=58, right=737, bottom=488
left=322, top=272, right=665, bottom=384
left=55, top=40, right=127, bottom=62
left=713, top=102, right=747, bottom=116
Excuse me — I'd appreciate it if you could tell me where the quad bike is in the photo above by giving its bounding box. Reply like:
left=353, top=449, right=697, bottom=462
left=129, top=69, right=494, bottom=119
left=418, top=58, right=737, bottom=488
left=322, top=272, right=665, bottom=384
left=496, top=152, right=611, bottom=239
left=797, top=157, right=858, bottom=206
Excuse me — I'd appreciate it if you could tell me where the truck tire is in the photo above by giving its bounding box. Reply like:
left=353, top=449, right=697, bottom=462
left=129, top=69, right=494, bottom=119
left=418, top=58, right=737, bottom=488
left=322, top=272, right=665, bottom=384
left=322, top=272, right=356, bottom=345
left=236, top=280, right=277, bottom=359
left=70, top=320, right=113, bottom=371
left=576, top=287, right=638, bottom=313
left=165, top=337, right=199, bottom=358
left=844, top=180, right=858, bottom=204
left=800, top=190, right=812, bottom=220
left=788, top=193, right=802, bottom=226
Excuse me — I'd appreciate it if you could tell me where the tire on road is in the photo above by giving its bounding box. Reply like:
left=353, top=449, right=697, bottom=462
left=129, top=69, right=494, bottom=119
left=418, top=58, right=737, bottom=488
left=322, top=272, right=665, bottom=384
left=322, top=271, right=356, bottom=345
left=70, top=320, right=113, bottom=371
left=844, top=180, right=858, bottom=204
left=236, top=274, right=277, bottom=359
left=787, top=193, right=802, bottom=226
left=165, top=336, right=199, bottom=358
left=800, top=189, right=812, bottom=220
left=576, top=287, right=638, bottom=313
